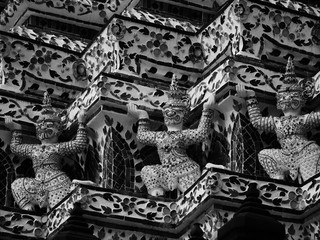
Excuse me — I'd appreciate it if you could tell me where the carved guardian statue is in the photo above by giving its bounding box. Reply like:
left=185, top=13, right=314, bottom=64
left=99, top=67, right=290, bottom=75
left=237, top=57, right=319, bottom=183
left=128, top=75, right=216, bottom=196
left=5, top=92, right=88, bottom=211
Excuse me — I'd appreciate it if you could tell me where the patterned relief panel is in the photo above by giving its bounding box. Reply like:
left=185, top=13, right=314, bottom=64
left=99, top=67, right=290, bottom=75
left=0, top=208, right=47, bottom=238
left=45, top=169, right=320, bottom=238
left=188, top=60, right=234, bottom=110
left=234, top=0, right=320, bottom=69
left=67, top=74, right=168, bottom=126
left=200, top=3, right=240, bottom=64
left=0, top=35, right=86, bottom=102
left=3, top=171, right=320, bottom=239
left=83, top=33, right=115, bottom=81
left=107, top=19, right=201, bottom=85
left=0, top=0, right=140, bottom=29
left=258, top=0, right=320, bottom=17
left=8, top=26, right=87, bottom=52
left=123, top=8, right=199, bottom=33
left=88, top=212, right=233, bottom=240
left=283, top=220, right=320, bottom=240
left=98, top=3, right=240, bottom=86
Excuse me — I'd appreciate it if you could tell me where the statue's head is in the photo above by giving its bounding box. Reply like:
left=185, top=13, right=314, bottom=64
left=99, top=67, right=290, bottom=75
left=162, top=75, right=190, bottom=128
left=276, top=57, right=314, bottom=112
left=36, top=92, right=64, bottom=141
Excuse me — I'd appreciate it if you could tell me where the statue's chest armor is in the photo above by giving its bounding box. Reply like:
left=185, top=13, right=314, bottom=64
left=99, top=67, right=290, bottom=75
left=274, top=116, right=306, bottom=137
left=30, top=144, right=60, bottom=166
left=157, top=131, right=185, bottom=152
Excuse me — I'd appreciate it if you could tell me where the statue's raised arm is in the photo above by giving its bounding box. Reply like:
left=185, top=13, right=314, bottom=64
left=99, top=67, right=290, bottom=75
left=236, top=84, right=275, bottom=132
left=5, top=116, right=34, bottom=158
left=181, top=93, right=215, bottom=145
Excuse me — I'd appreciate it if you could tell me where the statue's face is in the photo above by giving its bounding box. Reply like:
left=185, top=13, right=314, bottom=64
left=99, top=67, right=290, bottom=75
left=276, top=91, right=303, bottom=112
left=36, top=121, right=61, bottom=141
left=163, top=106, right=185, bottom=128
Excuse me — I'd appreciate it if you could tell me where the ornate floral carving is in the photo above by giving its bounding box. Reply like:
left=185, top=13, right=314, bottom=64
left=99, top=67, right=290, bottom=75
left=73, top=59, right=88, bottom=81
left=110, top=19, right=126, bottom=40
left=300, top=77, right=315, bottom=100
left=0, top=37, right=11, bottom=57
left=288, top=188, right=307, bottom=210
left=206, top=173, right=222, bottom=194
left=233, top=0, right=250, bottom=21
left=0, top=210, right=47, bottom=238
left=189, top=43, right=206, bottom=64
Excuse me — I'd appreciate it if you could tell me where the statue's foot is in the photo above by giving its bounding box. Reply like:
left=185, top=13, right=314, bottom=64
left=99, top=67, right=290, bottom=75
left=204, top=163, right=226, bottom=170
left=22, top=203, right=34, bottom=211
left=148, top=187, right=164, bottom=197
left=167, top=177, right=178, bottom=191
left=72, top=179, right=97, bottom=186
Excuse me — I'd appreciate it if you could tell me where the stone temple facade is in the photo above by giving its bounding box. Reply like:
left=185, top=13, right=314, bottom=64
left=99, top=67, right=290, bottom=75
left=0, top=0, right=320, bottom=239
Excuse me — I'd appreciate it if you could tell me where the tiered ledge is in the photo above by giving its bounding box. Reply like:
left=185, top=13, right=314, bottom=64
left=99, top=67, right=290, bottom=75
left=83, top=2, right=237, bottom=86
left=46, top=168, right=320, bottom=238
left=80, top=0, right=320, bottom=109
left=2, top=168, right=320, bottom=239
left=0, top=0, right=139, bottom=31
left=0, top=205, right=47, bottom=239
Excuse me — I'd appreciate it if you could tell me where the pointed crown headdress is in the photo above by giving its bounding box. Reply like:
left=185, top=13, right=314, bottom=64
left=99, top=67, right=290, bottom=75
left=277, top=57, right=314, bottom=100
left=163, top=74, right=190, bottom=110
left=37, top=92, right=63, bottom=123
left=278, top=57, right=302, bottom=93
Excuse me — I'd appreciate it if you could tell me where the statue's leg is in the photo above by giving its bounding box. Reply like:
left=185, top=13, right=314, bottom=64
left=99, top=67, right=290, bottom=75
left=166, top=174, right=178, bottom=191
left=177, top=169, right=201, bottom=193
left=46, top=175, right=72, bottom=209
left=141, top=165, right=164, bottom=196
left=259, top=149, right=284, bottom=180
left=11, top=178, right=38, bottom=210
left=299, top=144, right=320, bottom=182
left=72, top=179, right=97, bottom=186
left=174, top=161, right=201, bottom=193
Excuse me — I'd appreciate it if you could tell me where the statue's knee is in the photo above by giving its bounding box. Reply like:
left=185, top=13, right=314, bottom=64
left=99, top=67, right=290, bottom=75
left=258, top=149, right=271, bottom=157
left=141, top=165, right=158, bottom=177
left=258, top=150, right=275, bottom=165
left=11, top=178, right=23, bottom=190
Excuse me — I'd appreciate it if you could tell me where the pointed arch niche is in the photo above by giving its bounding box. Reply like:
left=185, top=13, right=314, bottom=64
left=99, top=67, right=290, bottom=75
left=102, top=128, right=134, bottom=192
left=0, top=148, right=14, bottom=207
left=230, top=113, right=267, bottom=177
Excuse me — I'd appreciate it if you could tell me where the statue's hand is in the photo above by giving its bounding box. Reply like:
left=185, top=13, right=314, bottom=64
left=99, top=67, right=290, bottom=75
left=236, top=84, right=255, bottom=98
left=4, top=116, right=21, bottom=130
left=203, top=93, right=216, bottom=110
left=77, top=108, right=87, bottom=123
left=127, top=103, right=149, bottom=119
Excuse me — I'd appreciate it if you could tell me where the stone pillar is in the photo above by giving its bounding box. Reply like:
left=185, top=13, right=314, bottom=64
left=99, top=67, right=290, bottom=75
left=189, top=223, right=205, bottom=240
left=218, top=183, right=285, bottom=240
left=51, top=202, right=99, bottom=240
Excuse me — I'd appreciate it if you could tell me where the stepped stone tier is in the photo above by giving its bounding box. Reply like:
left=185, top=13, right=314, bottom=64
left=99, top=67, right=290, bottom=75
left=0, top=0, right=320, bottom=240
